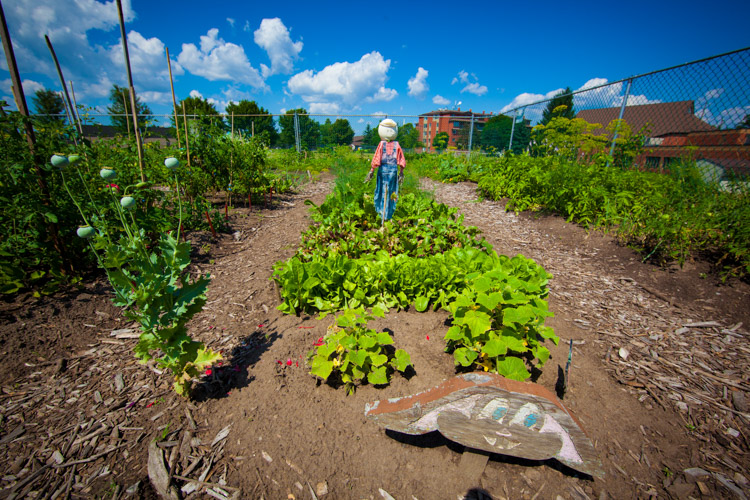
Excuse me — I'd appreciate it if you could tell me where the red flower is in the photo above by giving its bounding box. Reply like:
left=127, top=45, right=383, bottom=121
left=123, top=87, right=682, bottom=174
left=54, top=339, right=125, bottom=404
left=286, top=359, right=292, bottom=366
left=426, top=335, right=430, bottom=340
left=205, top=368, right=213, bottom=376
left=313, top=337, right=324, bottom=347
left=106, top=183, right=119, bottom=191
left=277, top=360, right=282, bottom=365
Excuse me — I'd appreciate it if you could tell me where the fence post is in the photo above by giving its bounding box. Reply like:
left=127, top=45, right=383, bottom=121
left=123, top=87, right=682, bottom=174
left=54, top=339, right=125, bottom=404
left=608, top=78, right=633, bottom=166
left=508, top=110, right=517, bottom=153
left=293, top=112, right=301, bottom=153
left=468, top=113, right=475, bottom=154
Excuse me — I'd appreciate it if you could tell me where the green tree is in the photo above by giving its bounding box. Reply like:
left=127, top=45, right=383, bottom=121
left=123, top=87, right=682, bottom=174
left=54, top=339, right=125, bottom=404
left=362, top=123, right=380, bottom=147
left=540, top=87, right=575, bottom=126
left=31, top=88, right=65, bottom=124
left=278, top=108, right=320, bottom=149
left=330, top=118, right=354, bottom=145
left=106, top=84, right=153, bottom=133
left=225, top=100, right=278, bottom=145
left=176, top=95, right=225, bottom=130
left=479, top=115, right=530, bottom=153
left=738, top=113, right=750, bottom=129
left=432, top=131, right=449, bottom=150
left=397, top=122, right=421, bottom=149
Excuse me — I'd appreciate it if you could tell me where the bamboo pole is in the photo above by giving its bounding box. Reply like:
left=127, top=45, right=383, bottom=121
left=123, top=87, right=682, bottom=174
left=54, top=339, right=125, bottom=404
left=44, top=34, right=82, bottom=141
left=58, top=90, right=74, bottom=128
left=231, top=111, right=234, bottom=138
left=115, top=0, right=145, bottom=181
left=121, top=90, right=131, bottom=140
left=165, top=46, right=180, bottom=148
left=68, top=80, right=83, bottom=134
left=0, top=0, right=70, bottom=274
left=182, top=101, right=191, bottom=167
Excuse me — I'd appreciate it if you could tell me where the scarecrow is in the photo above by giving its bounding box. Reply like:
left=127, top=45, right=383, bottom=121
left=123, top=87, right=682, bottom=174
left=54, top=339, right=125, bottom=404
left=365, top=118, right=405, bottom=223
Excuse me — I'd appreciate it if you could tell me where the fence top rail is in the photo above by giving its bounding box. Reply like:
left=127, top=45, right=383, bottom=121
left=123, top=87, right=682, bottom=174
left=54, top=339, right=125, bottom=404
left=500, top=46, right=750, bottom=116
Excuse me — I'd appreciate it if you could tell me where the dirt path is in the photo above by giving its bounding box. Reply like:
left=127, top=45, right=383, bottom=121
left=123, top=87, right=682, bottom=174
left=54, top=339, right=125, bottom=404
left=0, top=174, right=748, bottom=499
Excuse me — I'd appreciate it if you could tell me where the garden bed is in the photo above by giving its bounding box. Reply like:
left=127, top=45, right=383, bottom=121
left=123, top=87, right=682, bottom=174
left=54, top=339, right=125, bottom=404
left=0, top=174, right=748, bottom=499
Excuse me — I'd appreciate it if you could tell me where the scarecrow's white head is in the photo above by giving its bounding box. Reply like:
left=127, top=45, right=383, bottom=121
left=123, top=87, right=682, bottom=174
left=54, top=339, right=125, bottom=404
left=378, top=118, right=398, bottom=142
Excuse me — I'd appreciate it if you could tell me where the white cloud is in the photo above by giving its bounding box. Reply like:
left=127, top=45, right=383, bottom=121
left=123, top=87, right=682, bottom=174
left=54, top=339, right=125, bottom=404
left=227, top=18, right=235, bottom=28
left=407, top=67, right=429, bottom=98
left=573, top=78, right=659, bottom=109
left=0, top=0, right=135, bottom=91
left=433, top=95, right=450, bottom=106
left=108, top=31, right=184, bottom=90
left=178, top=29, right=266, bottom=89
left=451, top=70, right=469, bottom=85
left=1, top=78, right=43, bottom=110
left=451, top=70, right=487, bottom=96
left=500, top=89, right=562, bottom=113
left=309, top=102, right=341, bottom=114
left=287, top=51, right=396, bottom=112
left=461, top=82, right=488, bottom=96
left=253, top=18, right=303, bottom=78
left=189, top=89, right=203, bottom=99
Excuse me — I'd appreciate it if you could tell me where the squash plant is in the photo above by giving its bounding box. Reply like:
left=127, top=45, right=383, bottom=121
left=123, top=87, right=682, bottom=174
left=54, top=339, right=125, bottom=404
left=309, top=306, right=412, bottom=394
left=57, top=154, right=220, bottom=396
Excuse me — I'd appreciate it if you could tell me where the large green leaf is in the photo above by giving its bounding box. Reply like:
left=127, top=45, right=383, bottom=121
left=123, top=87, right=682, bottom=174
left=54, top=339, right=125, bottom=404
left=496, top=357, right=531, bottom=381
left=393, top=349, right=412, bottom=372
left=502, top=305, right=535, bottom=326
left=461, top=310, right=492, bottom=337
left=310, top=356, right=334, bottom=380
left=367, top=365, right=388, bottom=385
left=454, top=347, right=478, bottom=367
left=414, top=295, right=430, bottom=312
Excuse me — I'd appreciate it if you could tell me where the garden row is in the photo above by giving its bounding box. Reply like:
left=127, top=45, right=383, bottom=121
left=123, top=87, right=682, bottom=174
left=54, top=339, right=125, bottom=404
left=409, top=145, right=749, bottom=281
left=272, top=157, right=559, bottom=394
left=0, top=115, right=321, bottom=295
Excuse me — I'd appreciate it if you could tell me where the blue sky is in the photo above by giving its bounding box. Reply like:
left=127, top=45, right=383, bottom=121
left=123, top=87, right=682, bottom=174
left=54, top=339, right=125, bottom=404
left=1, top=0, right=749, bottom=133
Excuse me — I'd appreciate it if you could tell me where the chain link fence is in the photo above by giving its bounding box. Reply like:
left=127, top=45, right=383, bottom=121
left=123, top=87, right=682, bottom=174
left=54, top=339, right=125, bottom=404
left=500, top=47, right=750, bottom=181
left=30, top=47, right=749, bottom=180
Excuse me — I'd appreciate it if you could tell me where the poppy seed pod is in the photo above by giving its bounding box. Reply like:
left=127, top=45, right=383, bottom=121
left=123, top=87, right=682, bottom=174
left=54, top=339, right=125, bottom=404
left=100, top=168, right=117, bottom=180
left=164, top=157, right=179, bottom=170
left=120, top=196, right=136, bottom=210
left=68, top=154, right=81, bottom=165
left=50, top=155, right=69, bottom=169
left=76, top=225, right=95, bottom=239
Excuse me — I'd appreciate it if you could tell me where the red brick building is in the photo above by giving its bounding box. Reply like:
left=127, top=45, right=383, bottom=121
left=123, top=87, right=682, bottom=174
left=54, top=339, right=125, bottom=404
left=576, top=101, right=750, bottom=178
left=418, top=109, right=493, bottom=152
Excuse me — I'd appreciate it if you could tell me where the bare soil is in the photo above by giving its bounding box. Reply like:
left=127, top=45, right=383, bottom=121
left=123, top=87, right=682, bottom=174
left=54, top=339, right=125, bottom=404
left=0, top=173, right=748, bottom=500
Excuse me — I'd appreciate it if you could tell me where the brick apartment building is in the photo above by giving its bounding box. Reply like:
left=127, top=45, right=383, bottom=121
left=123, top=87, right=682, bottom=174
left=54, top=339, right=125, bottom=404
left=576, top=101, right=750, bottom=179
left=418, top=108, right=493, bottom=151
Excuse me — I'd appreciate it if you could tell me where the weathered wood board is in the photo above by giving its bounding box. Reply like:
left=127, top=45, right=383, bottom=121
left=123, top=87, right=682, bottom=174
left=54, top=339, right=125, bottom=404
left=364, top=373, right=604, bottom=479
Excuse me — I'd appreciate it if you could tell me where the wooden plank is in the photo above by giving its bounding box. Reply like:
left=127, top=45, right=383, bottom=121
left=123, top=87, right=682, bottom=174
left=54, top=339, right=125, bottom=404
left=365, top=373, right=604, bottom=479
left=458, top=448, right=490, bottom=486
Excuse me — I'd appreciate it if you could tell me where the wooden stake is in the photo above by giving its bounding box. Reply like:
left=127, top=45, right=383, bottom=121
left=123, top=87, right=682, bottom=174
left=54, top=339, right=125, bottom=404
left=121, top=90, right=131, bottom=140
left=182, top=101, right=191, bottom=167
left=1, top=0, right=71, bottom=274
left=68, top=80, right=83, bottom=133
left=116, top=0, right=145, bottom=182
left=43, top=35, right=82, bottom=141
left=165, top=46, right=180, bottom=149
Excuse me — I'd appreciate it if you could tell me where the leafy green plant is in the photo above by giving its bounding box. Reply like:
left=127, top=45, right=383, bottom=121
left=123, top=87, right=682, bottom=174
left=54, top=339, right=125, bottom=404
left=444, top=258, right=559, bottom=380
left=308, top=306, right=412, bottom=394
left=59, top=155, right=220, bottom=395
left=275, top=156, right=559, bottom=381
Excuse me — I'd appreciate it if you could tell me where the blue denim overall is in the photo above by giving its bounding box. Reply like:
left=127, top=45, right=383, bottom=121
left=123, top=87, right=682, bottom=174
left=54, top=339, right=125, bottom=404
left=374, top=140, right=400, bottom=221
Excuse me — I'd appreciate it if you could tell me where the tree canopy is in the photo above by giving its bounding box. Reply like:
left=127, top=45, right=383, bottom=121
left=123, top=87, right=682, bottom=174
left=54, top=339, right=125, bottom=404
left=278, top=108, right=320, bottom=150
left=176, top=95, right=225, bottom=130
left=540, top=87, right=575, bottom=126
left=432, top=131, right=449, bottom=150
left=106, top=84, right=153, bottom=133
left=397, top=122, right=421, bottom=149
left=480, top=115, right=530, bottom=153
left=320, top=118, right=355, bottom=146
left=362, top=123, right=380, bottom=147
left=225, top=100, right=278, bottom=145
left=32, top=89, right=65, bottom=125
